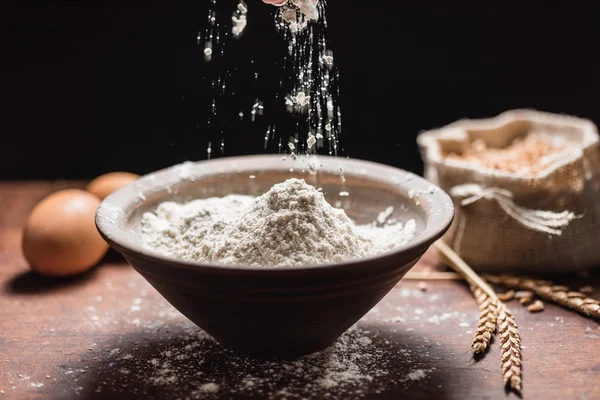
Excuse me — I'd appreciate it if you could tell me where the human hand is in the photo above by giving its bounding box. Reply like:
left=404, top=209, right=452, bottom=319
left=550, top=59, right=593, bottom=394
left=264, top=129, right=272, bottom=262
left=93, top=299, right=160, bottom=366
left=263, top=0, right=286, bottom=5
left=263, top=0, right=319, bottom=21
left=263, top=0, right=318, bottom=6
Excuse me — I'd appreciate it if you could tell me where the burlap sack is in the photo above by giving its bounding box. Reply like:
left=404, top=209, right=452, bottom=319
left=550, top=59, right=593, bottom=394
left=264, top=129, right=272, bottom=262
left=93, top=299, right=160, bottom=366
left=418, top=109, right=600, bottom=273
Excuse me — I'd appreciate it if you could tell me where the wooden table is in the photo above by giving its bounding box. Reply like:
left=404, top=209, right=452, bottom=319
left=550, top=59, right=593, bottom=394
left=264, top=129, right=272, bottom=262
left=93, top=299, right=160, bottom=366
left=1, top=182, right=599, bottom=400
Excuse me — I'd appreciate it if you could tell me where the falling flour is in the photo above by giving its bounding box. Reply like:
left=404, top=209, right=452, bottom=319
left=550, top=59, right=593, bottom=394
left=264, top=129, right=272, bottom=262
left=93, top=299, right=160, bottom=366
left=140, top=178, right=416, bottom=267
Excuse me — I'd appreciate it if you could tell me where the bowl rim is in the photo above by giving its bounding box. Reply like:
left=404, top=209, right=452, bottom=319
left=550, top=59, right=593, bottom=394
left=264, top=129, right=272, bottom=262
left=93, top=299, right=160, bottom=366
left=95, top=155, right=454, bottom=274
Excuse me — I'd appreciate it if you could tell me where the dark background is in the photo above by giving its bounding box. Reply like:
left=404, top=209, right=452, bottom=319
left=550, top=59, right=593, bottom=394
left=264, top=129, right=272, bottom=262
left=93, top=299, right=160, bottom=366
left=2, top=1, right=599, bottom=180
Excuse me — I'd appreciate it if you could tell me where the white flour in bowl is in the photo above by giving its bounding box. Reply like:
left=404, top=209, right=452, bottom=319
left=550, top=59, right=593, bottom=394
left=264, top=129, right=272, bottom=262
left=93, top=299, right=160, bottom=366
left=139, top=178, right=416, bottom=267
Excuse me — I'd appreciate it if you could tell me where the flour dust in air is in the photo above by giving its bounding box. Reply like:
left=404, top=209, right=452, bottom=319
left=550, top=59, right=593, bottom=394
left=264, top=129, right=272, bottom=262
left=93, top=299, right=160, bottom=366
left=196, top=0, right=344, bottom=179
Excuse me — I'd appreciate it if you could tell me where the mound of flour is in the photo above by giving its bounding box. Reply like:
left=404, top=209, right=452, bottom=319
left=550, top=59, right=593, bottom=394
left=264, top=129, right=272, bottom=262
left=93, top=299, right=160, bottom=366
left=139, top=178, right=416, bottom=267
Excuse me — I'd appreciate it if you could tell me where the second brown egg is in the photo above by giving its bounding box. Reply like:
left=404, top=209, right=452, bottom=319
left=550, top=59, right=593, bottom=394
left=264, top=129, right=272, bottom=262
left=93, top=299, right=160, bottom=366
left=86, top=172, right=139, bottom=200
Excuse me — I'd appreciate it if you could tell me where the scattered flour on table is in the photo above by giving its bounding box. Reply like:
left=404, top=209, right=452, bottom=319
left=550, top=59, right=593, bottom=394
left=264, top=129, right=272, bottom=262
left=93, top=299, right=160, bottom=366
left=406, top=369, right=428, bottom=381
left=3, top=282, right=442, bottom=398
left=88, top=323, right=435, bottom=399
left=139, top=178, right=416, bottom=267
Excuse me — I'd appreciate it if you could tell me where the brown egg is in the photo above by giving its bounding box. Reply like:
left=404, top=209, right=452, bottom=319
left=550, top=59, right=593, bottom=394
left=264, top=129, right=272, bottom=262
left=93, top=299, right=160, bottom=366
left=22, top=189, right=109, bottom=277
left=86, top=172, right=139, bottom=201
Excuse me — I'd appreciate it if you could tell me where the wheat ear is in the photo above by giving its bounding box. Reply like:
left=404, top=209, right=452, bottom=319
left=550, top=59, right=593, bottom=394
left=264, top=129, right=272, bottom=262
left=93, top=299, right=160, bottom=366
left=484, top=275, right=600, bottom=319
left=434, top=242, right=498, bottom=354
left=434, top=241, right=522, bottom=393
left=497, top=302, right=522, bottom=392
left=471, top=285, right=498, bottom=354
left=433, top=242, right=500, bottom=354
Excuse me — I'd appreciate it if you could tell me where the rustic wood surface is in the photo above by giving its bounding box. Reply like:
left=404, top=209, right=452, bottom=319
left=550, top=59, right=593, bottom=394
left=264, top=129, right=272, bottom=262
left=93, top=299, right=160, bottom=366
left=1, top=182, right=599, bottom=400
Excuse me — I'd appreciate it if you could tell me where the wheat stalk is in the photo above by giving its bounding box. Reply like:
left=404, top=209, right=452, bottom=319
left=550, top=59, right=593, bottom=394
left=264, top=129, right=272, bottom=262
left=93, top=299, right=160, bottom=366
left=470, top=285, right=498, bottom=354
left=484, top=274, right=600, bottom=319
left=433, top=241, right=498, bottom=298
left=497, top=302, right=522, bottom=392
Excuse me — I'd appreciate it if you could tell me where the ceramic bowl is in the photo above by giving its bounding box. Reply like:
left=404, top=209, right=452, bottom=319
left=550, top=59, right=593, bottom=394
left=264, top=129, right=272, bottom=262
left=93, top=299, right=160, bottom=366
left=96, top=155, right=453, bottom=357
